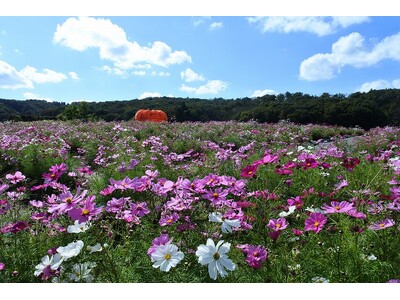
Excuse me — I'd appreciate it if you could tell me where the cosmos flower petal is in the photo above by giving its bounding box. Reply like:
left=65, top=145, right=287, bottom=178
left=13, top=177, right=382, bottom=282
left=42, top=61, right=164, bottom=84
left=208, top=260, right=218, bottom=280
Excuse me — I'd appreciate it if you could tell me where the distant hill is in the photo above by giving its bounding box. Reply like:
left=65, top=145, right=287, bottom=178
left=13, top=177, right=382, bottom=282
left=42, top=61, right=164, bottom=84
left=1, top=88, right=400, bottom=129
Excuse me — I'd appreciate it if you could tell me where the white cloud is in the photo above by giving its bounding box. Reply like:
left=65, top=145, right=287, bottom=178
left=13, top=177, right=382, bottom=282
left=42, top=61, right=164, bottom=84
left=0, top=59, right=70, bottom=89
left=300, top=32, right=400, bottom=81
left=23, top=92, right=54, bottom=102
left=180, top=68, right=205, bottom=82
left=101, top=65, right=128, bottom=78
left=248, top=16, right=370, bottom=36
left=132, top=70, right=146, bottom=76
left=209, top=22, right=223, bottom=30
left=193, top=17, right=211, bottom=27
left=251, top=89, right=278, bottom=98
left=68, top=71, right=79, bottom=80
left=357, top=79, right=400, bottom=92
left=138, top=92, right=162, bottom=99
left=151, top=71, right=170, bottom=77
left=180, top=80, right=228, bottom=95
left=20, top=66, right=67, bottom=84
left=53, top=17, right=191, bottom=70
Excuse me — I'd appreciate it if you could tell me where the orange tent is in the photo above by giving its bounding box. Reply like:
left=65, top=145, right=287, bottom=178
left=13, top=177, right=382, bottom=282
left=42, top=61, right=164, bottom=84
left=134, top=109, right=168, bottom=123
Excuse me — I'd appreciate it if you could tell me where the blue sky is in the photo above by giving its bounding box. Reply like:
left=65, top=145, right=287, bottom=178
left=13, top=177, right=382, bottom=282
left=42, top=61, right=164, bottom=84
left=1, top=3, right=399, bottom=102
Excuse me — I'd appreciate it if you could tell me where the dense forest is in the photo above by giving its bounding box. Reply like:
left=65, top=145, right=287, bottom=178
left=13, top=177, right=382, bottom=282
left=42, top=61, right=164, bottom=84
left=1, top=88, right=400, bottom=129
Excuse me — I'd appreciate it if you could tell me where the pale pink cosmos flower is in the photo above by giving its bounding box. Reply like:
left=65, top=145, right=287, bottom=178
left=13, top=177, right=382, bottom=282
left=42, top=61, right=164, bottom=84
left=368, top=219, right=395, bottom=231
left=6, top=171, right=25, bottom=184
left=267, top=218, right=288, bottom=232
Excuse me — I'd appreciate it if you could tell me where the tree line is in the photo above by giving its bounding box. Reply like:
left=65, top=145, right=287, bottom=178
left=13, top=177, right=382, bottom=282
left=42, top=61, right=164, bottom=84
left=1, top=88, right=400, bottom=129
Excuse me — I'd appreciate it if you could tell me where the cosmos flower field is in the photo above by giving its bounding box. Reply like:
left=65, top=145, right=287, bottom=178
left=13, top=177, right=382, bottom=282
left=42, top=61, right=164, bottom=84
left=1, top=120, right=400, bottom=283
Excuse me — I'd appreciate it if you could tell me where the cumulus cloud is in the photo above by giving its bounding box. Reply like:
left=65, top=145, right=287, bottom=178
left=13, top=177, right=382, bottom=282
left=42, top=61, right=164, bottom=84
left=299, top=32, right=400, bottom=81
left=23, top=92, right=54, bottom=102
left=53, top=17, right=191, bottom=71
left=251, top=89, right=278, bottom=98
left=138, top=92, right=162, bottom=99
left=248, top=16, right=370, bottom=36
left=180, top=80, right=228, bottom=95
left=357, top=79, right=400, bottom=92
left=0, top=60, right=69, bottom=89
left=68, top=71, right=79, bottom=80
left=180, top=68, right=205, bottom=82
left=209, top=22, right=223, bottom=30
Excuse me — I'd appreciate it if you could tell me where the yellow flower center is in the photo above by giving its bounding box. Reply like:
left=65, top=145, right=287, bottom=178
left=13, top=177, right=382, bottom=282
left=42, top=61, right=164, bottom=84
left=213, top=193, right=218, bottom=198
left=167, top=219, right=172, bottom=223
left=213, top=252, right=220, bottom=260
left=253, top=252, right=259, bottom=257
left=248, top=171, right=253, bottom=175
left=379, top=223, right=385, bottom=227
left=65, top=197, right=72, bottom=204
left=164, top=253, right=171, bottom=260
left=276, top=223, right=281, bottom=228
left=314, top=222, right=320, bottom=227
left=82, top=209, right=90, bottom=215
left=335, top=206, right=341, bottom=210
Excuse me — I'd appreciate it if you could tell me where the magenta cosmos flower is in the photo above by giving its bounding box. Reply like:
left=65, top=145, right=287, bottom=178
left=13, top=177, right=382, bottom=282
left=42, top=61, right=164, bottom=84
left=342, top=157, right=360, bottom=171
left=267, top=218, right=288, bottom=232
left=240, top=165, right=258, bottom=178
left=237, top=244, right=268, bottom=269
left=368, top=219, right=395, bottom=231
left=322, top=200, right=354, bottom=214
left=304, top=212, right=327, bottom=234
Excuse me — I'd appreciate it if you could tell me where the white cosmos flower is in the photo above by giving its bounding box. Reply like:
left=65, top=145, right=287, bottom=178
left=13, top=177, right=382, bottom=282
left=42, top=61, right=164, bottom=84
left=195, top=238, right=235, bottom=280
left=209, top=212, right=241, bottom=233
left=67, top=220, right=90, bottom=234
left=57, top=240, right=84, bottom=260
left=86, top=243, right=103, bottom=254
left=150, top=243, right=184, bottom=272
left=279, top=205, right=296, bottom=218
left=68, top=262, right=97, bottom=282
left=34, top=253, right=63, bottom=277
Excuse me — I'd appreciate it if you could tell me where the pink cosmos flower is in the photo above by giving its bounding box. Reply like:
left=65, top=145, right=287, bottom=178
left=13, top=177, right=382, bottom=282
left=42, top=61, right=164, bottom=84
left=346, top=209, right=366, bottom=219
left=68, top=195, right=103, bottom=222
left=0, top=262, right=5, bottom=271
left=100, top=186, right=115, bottom=196
left=304, top=212, right=327, bottom=234
left=292, top=228, right=303, bottom=236
left=368, top=219, right=395, bottom=231
left=106, top=197, right=128, bottom=213
left=240, top=165, right=258, bottom=178
left=342, top=157, right=360, bottom=171
left=6, top=171, right=25, bottom=184
left=77, top=166, right=93, bottom=176
left=130, top=202, right=150, bottom=217
left=159, top=212, right=180, bottom=226
left=202, top=188, right=229, bottom=205
left=287, top=196, right=303, bottom=209
left=322, top=200, right=353, bottom=214
left=267, top=218, right=288, bottom=232
left=237, top=244, right=268, bottom=269
left=253, top=154, right=279, bottom=166
left=48, top=189, right=87, bottom=214
left=299, top=158, right=318, bottom=170
left=110, top=177, right=141, bottom=191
